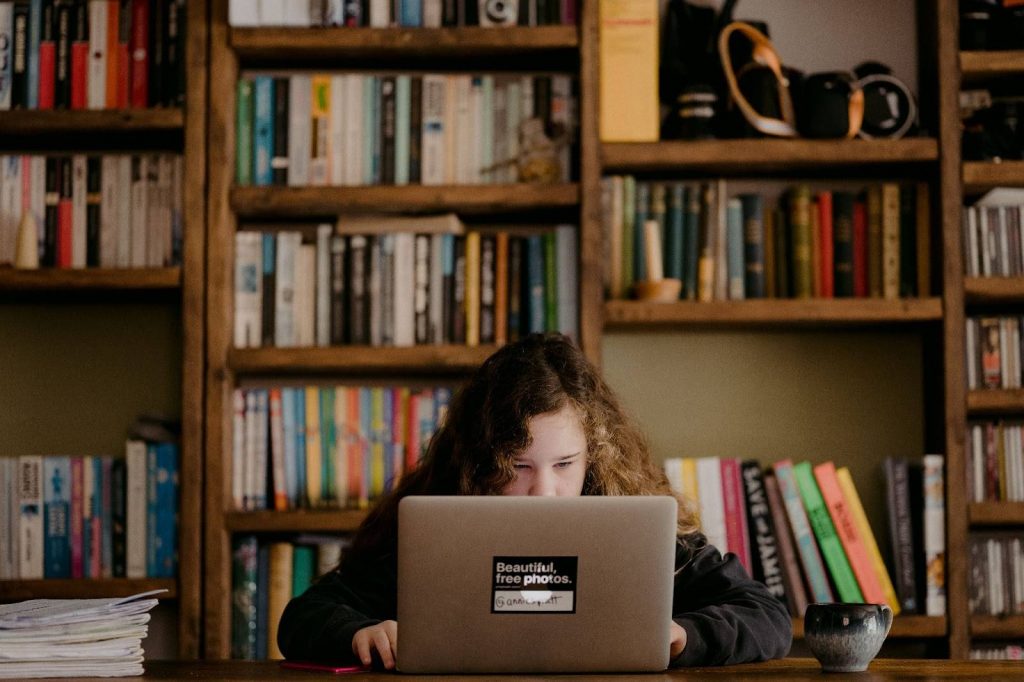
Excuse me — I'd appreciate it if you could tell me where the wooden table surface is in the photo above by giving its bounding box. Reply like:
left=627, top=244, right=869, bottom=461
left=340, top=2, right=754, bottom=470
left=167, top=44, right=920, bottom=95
left=60, top=658, right=1021, bottom=680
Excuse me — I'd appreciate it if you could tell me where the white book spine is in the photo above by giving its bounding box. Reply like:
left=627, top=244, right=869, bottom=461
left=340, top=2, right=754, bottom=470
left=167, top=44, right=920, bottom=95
left=422, top=0, right=441, bottom=27
left=393, top=232, right=415, bottom=347
left=329, top=75, right=345, bottom=186
left=923, top=454, right=946, bottom=616
left=296, top=244, right=317, bottom=346
left=244, top=390, right=259, bottom=509
left=87, top=0, right=107, bottom=109
left=17, top=456, right=43, bottom=579
left=0, top=4, right=11, bottom=110
left=0, top=155, right=21, bottom=265
left=282, top=0, right=310, bottom=25
left=695, top=456, right=727, bottom=554
left=258, top=0, right=284, bottom=25
left=428, top=233, right=444, bottom=343
left=274, top=231, right=299, bottom=347
left=30, top=157, right=45, bottom=253
left=971, top=424, right=984, bottom=503
left=315, top=223, right=331, bottom=347
left=229, top=0, right=260, bottom=26
left=343, top=75, right=363, bottom=186
left=232, top=389, right=246, bottom=510
left=125, top=441, right=147, bottom=579
left=369, top=0, right=388, bottom=27
left=394, top=75, right=410, bottom=186
left=145, top=154, right=162, bottom=267
left=454, top=76, right=472, bottom=184
left=114, top=156, right=131, bottom=267
left=491, top=79, right=507, bottom=185
left=309, top=78, right=330, bottom=187
left=99, top=156, right=117, bottom=266
left=414, top=234, right=429, bottom=343
left=129, top=156, right=148, bottom=267
left=0, top=459, right=10, bottom=578
left=288, top=75, right=312, bottom=187
left=443, top=77, right=457, bottom=183
left=555, top=224, right=578, bottom=340
left=71, top=155, right=87, bottom=268
left=420, top=74, right=446, bottom=186
left=234, top=231, right=263, bottom=348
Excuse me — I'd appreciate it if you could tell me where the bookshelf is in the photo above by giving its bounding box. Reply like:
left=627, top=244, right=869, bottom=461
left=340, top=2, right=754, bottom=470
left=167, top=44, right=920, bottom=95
left=202, top=0, right=597, bottom=659
left=0, top=0, right=207, bottom=660
left=952, top=8, right=1024, bottom=655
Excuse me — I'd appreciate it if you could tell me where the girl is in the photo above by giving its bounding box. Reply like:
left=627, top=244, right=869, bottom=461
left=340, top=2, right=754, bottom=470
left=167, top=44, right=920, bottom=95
left=278, top=333, right=792, bottom=668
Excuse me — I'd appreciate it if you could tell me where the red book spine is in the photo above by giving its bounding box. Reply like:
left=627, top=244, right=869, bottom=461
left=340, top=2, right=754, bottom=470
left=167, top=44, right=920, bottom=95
left=405, top=392, right=420, bottom=472
left=719, top=457, right=752, bottom=574
left=853, top=199, right=868, bottom=297
left=70, top=457, right=84, bottom=579
left=90, top=513, right=102, bottom=577
left=105, top=0, right=120, bottom=107
left=817, top=190, right=834, bottom=298
left=70, top=43, right=88, bottom=109
left=57, top=157, right=72, bottom=267
left=129, top=0, right=148, bottom=108
left=38, top=47, right=56, bottom=109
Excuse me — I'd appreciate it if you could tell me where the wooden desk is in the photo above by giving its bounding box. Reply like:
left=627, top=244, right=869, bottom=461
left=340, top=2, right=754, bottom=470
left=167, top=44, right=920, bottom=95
left=87, top=658, right=1023, bottom=680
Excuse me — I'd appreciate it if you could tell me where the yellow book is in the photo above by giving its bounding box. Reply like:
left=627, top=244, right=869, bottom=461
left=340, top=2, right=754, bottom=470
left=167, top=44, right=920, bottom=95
left=310, top=75, right=332, bottom=186
left=680, top=457, right=700, bottom=525
left=465, top=231, right=481, bottom=346
left=598, top=0, right=658, bottom=142
left=881, top=182, right=901, bottom=300
left=267, top=542, right=294, bottom=660
left=371, top=387, right=385, bottom=500
left=333, top=387, right=348, bottom=507
left=304, top=386, right=322, bottom=507
left=836, top=467, right=901, bottom=614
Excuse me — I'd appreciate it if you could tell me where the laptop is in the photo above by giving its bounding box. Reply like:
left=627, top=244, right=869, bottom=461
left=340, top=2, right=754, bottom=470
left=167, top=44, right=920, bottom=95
left=396, top=495, right=678, bottom=673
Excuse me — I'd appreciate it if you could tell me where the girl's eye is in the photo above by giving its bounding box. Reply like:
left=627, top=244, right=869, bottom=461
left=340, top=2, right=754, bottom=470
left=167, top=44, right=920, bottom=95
left=513, top=463, right=530, bottom=470
left=555, top=460, right=574, bottom=469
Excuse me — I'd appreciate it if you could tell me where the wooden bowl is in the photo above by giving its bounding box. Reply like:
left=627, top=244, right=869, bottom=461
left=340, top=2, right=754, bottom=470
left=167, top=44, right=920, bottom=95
left=633, top=279, right=682, bottom=302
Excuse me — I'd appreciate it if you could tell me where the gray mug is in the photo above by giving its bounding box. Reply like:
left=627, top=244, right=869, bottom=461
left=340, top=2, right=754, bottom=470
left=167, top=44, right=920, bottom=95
left=804, top=602, right=893, bottom=673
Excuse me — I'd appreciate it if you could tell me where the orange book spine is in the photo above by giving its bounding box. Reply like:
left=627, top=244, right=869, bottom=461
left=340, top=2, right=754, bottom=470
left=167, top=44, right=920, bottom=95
left=813, top=462, right=887, bottom=605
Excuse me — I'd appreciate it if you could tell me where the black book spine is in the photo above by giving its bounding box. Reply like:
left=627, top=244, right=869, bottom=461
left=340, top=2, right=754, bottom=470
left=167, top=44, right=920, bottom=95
left=408, top=76, right=422, bottom=184
left=70, top=0, right=87, bottom=109
left=165, top=0, right=181, bottom=107
left=885, top=457, right=918, bottom=613
left=441, top=237, right=454, bottom=344
left=348, top=235, right=368, bottom=344
left=442, top=0, right=457, bottom=26
left=380, top=76, right=396, bottom=185
left=330, top=234, right=347, bottom=344
left=899, top=183, right=917, bottom=297
left=907, top=461, right=927, bottom=615
left=272, top=77, right=289, bottom=185
left=147, top=0, right=164, bottom=107
left=111, top=458, right=126, bottom=578
left=43, top=157, right=59, bottom=266
left=833, top=191, right=855, bottom=297
left=261, top=233, right=275, bottom=347
left=507, top=236, right=522, bottom=341
left=464, top=0, right=478, bottom=26
left=479, top=234, right=495, bottom=344
left=534, top=75, right=552, bottom=136
left=452, top=235, right=466, bottom=343
left=85, top=156, right=101, bottom=266
left=53, top=0, right=71, bottom=108
left=344, top=0, right=361, bottom=26
left=11, top=2, right=28, bottom=108
left=741, top=460, right=788, bottom=605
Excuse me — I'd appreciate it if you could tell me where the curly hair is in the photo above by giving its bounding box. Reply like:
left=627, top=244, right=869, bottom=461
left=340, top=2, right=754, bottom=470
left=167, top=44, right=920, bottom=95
left=343, top=333, right=701, bottom=565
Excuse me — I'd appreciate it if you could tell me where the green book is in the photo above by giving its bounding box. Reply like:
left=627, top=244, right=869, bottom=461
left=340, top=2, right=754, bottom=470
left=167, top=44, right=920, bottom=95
left=788, top=185, right=813, bottom=298
left=292, top=545, right=316, bottom=597
left=634, top=181, right=650, bottom=281
left=622, top=175, right=636, bottom=289
left=793, top=461, right=864, bottom=603
left=683, top=185, right=700, bottom=300
left=236, top=79, right=253, bottom=186
left=665, top=183, right=684, bottom=282
left=544, top=231, right=558, bottom=331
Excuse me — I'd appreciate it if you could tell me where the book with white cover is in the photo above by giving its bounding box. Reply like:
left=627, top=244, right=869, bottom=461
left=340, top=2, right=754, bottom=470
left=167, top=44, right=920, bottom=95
left=234, top=231, right=263, bottom=348
left=17, top=456, right=43, bottom=580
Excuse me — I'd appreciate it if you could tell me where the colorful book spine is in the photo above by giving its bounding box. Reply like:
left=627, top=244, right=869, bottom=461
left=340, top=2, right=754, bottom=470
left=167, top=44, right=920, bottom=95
left=772, top=459, right=834, bottom=603
left=741, top=459, right=786, bottom=604
left=764, top=470, right=808, bottom=617
left=720, top=457, right=751, bottom=573
left=923, top=454, right=946, bottom=616
left=42, top=456, right=70, bottom=578
left=836, top=466, right=901, bottom=614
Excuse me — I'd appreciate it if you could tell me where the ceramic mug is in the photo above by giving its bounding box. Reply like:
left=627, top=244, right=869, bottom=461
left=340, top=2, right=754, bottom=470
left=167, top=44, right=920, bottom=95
left=804, top=602, right=893, bottom=673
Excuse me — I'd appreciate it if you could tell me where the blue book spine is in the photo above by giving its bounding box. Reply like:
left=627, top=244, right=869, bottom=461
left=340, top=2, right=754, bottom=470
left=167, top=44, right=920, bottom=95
left=101, top=456, right=113, bottom=577
left=726, top=198, right=745, bottom=300
left=774, top=460, right=834, bottom=603
left=281, top=388, right=297, bottom=508
left=155, top=443, right=179, bottom=578
left=382, top=386, right=394, bottom=492
left=320, top=387, right=336, bottom=504
left=43, top=456, right=70, bottom=578
left=90, top=456, right=103, bottom=577
left=253, top=76, right=275, bottom=186
left=362, top=75, right=376, bottom=185
left=665, top=184, right=685, bottom=281
left=526, top=235, right=544, bottom=333
left=146, top=444, right=159, bottom=577
left=434, top=387, right=451, bottom=428
left=294, top=386, right=307, bottom=508
left=633, top=181, right=649, bottom=281
left=360, top=387, right=372, bottom=503
left=740, top=193, right=765, bottom=299
left=27, top=0, right=40, bottom=108
left=399, top=0, right=421, bottom=26
left=394, top=75, right=411, bottom=185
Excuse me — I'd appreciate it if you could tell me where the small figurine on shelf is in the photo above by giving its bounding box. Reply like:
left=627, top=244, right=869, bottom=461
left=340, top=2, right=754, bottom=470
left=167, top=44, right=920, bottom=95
left=517, top=117, right=563, bottom=183
left=633, top=219, right=682, bottom=302
left=14, top=211, right=39, bottom=270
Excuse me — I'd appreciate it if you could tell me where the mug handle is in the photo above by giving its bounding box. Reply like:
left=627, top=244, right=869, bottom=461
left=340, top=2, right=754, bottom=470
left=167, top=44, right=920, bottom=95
left=879, top=604, right=894, bottom=637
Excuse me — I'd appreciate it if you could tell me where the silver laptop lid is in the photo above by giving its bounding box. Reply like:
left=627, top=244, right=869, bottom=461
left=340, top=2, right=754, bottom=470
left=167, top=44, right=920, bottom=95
left=397, top=496, right=678, bottom=673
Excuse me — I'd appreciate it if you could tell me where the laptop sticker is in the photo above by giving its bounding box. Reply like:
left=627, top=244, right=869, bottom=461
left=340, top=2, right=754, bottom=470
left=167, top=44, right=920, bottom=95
left=491, top=556, right=578, bottom=614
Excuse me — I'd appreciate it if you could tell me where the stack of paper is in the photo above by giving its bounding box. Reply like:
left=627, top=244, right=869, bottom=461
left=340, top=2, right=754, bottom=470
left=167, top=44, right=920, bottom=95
left=0, top=590, right=164, bottom=679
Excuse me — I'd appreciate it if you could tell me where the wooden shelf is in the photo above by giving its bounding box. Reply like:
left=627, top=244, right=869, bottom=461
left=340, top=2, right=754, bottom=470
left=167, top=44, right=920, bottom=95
left=0, top=108, right=183, bottom=134
left=230, top=26, right=578, bottom=60
left=230, top=184, right=580, bottom=217
left=225, top=510, right=369, bottom=533
left=229, top=344, right=499, bottom=375
left=600, top=139, right=938, bottom=173
left=0, top=267, right=182, bottom=292
left=971, top=615, right=1024, bottom=639
left=963, top=161, right=1024, bottom=192
left=966, top=389, right=1024, bottom=415
left=0, top=578, right=177, bottom=601
left=792, top=615, right=946, bottom=639
left=960, top=50, right=1024, bottom=81
left=603, top=298, right=943, bottom=328
left=969, top=502, right=1024, bottom=526
left=965, top=277, right=1024, bottom=304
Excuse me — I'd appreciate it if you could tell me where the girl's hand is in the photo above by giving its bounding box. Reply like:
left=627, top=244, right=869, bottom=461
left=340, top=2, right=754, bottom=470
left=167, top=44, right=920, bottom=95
left=670, top=621, right=686, bottom=659
left=352, top=620, right=398, bottom=670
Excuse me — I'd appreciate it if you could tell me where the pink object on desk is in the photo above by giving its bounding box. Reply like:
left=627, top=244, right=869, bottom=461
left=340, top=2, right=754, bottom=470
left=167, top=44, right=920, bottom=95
left=280, top=661, right=372, bottom=674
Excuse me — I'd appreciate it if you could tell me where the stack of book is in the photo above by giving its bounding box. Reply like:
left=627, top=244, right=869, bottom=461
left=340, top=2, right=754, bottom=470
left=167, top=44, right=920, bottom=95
left=602, top=178, right=930, bottom=301
left=970, top=644, right=1023, bottom=660
left=0, top=590, right=163, bottom=678
left=662, top=456, right=946, bottom=618
left=962, top=189, right=1024, bottom=278
left=969, top=533, right=1024, bottom=617
left=966, top=420, right=1024, bottom=503
left=966, top=316, right=1024, bottom=391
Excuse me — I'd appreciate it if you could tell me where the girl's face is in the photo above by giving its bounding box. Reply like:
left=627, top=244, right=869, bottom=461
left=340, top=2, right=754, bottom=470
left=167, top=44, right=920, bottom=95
left=501, top=405, right=587, bottom=497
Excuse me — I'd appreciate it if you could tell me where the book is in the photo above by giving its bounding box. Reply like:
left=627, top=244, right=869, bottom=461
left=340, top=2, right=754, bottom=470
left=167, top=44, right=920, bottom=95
left=764, top=471, right=808, bottom=617
left=740, top=460, right=787, bottom=606
left=597, top=0, right=657, bottom=141
left=884, top=457, right=918, bottom=613
left=772, top=459, right=833, bottom=604
left=922, top=454, right=946, bottom=616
